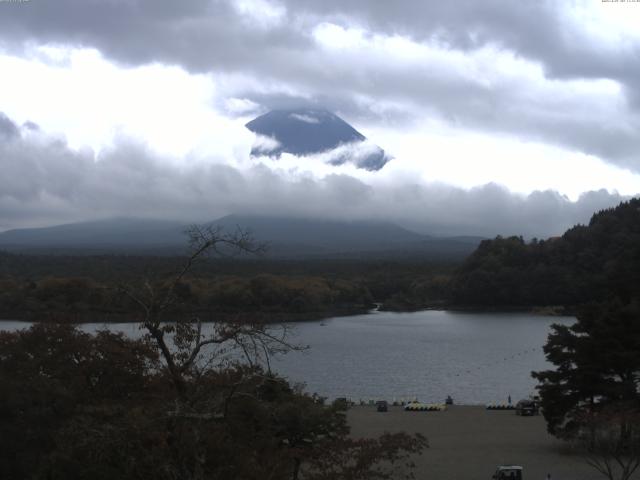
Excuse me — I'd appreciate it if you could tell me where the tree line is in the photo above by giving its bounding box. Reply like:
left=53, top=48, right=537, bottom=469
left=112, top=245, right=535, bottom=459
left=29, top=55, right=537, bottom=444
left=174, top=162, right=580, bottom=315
left=451, top=198, right=640, bottom=308
left=0, top=274, right=375, bottom=322
left=0, top=253, right=455, bottom=320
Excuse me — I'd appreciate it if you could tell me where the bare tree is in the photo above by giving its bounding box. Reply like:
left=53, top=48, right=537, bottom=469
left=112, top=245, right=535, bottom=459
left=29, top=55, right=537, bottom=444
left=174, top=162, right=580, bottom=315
left=573, top=405, right=640, bottom=480
left=115, top=224, right=311, bottom=480
left=117, top=224, right=300, bottom=397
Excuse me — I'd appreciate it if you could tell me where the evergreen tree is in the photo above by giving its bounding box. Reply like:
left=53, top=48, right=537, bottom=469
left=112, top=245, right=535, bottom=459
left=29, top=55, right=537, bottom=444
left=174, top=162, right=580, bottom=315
left=532, top=300, right=640, bottom=437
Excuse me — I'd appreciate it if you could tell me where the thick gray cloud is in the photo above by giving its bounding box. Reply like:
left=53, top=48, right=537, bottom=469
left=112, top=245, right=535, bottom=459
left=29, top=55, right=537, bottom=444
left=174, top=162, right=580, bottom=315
left=0, top=112, right=19, bottom=139
left=0, top=111, right=628, bottom=237
left=281, top=0, right=638, bottom=79
left=1, top=0, right=639, bottom=171
left=0, top=0, right=310, bottom=73
left=1, top=3, right=638, bottom=233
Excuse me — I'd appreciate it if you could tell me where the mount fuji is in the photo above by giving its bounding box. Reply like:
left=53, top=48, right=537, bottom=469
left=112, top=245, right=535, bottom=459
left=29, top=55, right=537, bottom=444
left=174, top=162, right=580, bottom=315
left=245, top=108, right=390, bottom=171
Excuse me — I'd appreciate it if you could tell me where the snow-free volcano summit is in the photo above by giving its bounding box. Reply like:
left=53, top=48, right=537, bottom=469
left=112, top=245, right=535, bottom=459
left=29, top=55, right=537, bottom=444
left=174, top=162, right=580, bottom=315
left=245, top=109, right=390, bottom=171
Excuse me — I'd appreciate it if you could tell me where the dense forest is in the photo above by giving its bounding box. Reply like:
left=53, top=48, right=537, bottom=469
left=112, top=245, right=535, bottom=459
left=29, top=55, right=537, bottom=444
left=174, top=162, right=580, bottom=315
left=450, top=198, right=640, bottom=309
left=0, top=252, right=454, bottom=322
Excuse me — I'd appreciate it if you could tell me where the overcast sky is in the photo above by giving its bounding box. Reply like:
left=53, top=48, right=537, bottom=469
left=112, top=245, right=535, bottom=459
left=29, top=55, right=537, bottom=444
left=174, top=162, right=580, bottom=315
left=0, top=0, right=639, bottom=236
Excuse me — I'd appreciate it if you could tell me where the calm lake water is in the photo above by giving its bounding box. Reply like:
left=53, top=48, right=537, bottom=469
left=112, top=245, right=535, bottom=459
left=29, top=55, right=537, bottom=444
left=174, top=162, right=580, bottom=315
left=0, top=310, right=574, bottom=405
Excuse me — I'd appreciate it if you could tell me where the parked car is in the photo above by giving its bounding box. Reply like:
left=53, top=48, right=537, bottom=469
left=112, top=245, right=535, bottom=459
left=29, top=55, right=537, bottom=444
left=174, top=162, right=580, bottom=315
left=515, top=399, right=538, bottom=416
left=492, top=465, right=523, bottom=480
left=376, top=400, right=388, bottom=412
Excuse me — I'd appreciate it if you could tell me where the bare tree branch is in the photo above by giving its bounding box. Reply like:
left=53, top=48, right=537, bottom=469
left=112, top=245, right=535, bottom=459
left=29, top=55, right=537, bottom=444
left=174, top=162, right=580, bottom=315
left=116, top=223, right=299, bottom=401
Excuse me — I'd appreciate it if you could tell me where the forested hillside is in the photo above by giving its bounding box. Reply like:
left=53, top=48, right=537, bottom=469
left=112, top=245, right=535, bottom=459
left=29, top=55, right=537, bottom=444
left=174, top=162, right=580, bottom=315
left=0, top=252, right=455, bottom=321
left=451, top=198, right=640, bottom=307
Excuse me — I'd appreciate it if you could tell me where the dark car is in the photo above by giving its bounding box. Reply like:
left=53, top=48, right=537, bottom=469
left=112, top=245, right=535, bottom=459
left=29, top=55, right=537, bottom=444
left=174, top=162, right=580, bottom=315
left=493, top=465, right=523, bottom=480
left=334, top=397, right=349, bottom=409
left=376, top=400, right=388, bottom=412
left=515, top=399, right=538, bottom=416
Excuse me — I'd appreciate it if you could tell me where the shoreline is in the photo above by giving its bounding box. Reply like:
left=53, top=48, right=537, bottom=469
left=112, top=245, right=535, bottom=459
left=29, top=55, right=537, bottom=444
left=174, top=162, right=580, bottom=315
left=380, top=303, right=576, bottom=317
left=0, top=304, right=576, bottom=326
left=0, top=305, right=373, bottom=325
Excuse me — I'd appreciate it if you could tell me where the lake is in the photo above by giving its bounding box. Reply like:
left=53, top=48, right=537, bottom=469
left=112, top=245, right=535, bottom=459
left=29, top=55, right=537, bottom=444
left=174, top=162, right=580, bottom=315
left=0, top=310, right=574, bottom=405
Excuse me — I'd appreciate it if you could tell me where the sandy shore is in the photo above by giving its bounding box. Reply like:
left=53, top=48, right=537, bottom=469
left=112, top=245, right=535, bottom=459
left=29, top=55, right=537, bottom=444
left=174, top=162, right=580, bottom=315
left=348, top=405, right=631, bottom=480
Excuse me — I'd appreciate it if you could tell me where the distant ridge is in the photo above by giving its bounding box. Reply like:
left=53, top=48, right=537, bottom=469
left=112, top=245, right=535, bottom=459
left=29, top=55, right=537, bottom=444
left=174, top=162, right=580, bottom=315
left=211, top=215, right=423, bottom=252
left=0, top=216, right=483, bottom=259
left=0, top=218, right=185, bottom=249
left=245, top=108, right=390, bottom=171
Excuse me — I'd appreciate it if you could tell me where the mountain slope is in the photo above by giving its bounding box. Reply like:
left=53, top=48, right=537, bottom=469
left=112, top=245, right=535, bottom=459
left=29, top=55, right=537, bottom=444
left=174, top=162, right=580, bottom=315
left=211, top=215, right=424, bottom=253
left=210, top=215, right=481, bottom=258
left=0, top=216, right=481, bottom=259
left=0, top=218, right=186, bottom=249
left=245, top=109, right=389, bottom=171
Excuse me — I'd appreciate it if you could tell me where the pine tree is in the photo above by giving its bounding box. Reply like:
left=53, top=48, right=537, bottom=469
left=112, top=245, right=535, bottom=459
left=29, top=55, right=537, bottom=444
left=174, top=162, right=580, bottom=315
left=532, top=300, right=640, bottom=437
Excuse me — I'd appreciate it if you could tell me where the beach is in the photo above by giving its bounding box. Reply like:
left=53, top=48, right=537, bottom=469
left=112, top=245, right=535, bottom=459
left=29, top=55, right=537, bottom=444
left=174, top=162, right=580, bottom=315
left=348, top=405, right=620, bottom=480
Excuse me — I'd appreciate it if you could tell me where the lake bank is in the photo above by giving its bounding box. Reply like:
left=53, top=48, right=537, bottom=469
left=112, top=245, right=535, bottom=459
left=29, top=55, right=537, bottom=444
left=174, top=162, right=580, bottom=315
left=380, top=303, right=575, bottom=316
left=0, top=299, right=577, bottom=325
left=0, top=305, right=372, bottom=325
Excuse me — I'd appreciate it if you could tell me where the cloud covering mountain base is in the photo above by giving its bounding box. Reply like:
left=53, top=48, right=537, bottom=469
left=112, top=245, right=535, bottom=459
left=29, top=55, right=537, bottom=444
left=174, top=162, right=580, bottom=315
left=0, top=112, right=629, bottom=238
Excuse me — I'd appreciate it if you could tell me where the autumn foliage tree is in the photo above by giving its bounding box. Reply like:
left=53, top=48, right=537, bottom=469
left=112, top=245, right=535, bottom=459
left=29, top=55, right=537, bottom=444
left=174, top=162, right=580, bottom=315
left=0, top=323, right=159, bottom=479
